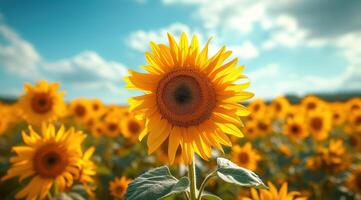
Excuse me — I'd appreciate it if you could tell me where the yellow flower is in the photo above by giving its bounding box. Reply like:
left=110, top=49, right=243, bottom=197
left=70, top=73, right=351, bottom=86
left=70, top=98, right=92, bottom=123
left=345, top=97, right=361, bottom=114
left=254, top=117, right=272, bottom=135
left=306, top=139, right=350, bottom=174
left=271, top=96, right=290, bottom=119
left=120, top=115, right=145, bottom=139
left=301, top=95, right=323, bottom=112
left=330, top=102, right=346, bottom=127
left=78, top=147, right=97, bottom=196
left=2, top=124, right=86, bottom=200
left=240, top=182, right=308, bottom=200
left=125, top=33, right=253, bottom=164
left=248, top=99, right=267, bottom=117
left=109, top=176, right=131, bottom=199
left=104, top=116, right=122, bottom=138
left=283, top=117, right=308, bottom=142
left=347, top=111, right=361, bottom=134
left=346, top=164, right=361, bottom=194
left=243, top=121, right=259, bottom=140
left=18, top=80, right=65, bottom=125
left=231, top=142, right=261, bottom=171
left=306, top=110, right=331, bottom=141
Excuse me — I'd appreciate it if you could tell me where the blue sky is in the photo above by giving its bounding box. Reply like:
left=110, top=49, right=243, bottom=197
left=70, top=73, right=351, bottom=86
left=0, top=0, right=360, bottom=104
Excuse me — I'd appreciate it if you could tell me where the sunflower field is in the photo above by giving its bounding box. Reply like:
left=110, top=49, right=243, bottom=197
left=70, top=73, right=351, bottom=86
left=0, top=33, right=361, bottom=200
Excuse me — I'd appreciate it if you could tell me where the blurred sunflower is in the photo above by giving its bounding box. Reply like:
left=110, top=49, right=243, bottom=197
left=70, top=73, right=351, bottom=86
left=283, top=117, right=308, bottom=142
left=77, top=147, right=97, bottom=196
left=306, top=139, right=350, bottom=174
left=0, top=116, right=9, bottom=135
left=120, top=115, right=144, bottom=139
left=286, top=105, right=305, bottom=120
left=109, top=176, right=131, bottom=199
left=330, top=102, right=346, bottom=127
left=243, top=121, right=259, bottom=140
left=271, top=96, right=290, bottom=120
left=301, top=95, right=323, bottom=112
left=254, top=118, right=272, bottom=135
left=70, top=98, right=92, bottom=123
left=347, top=111, right=361, bottom=134
left=2, top=124, right=86, bottom=200
left=231, top=142, right=261, bottom=171
left=104, top=116, right=122, bottom=138
left=248, top=99, right=267, bottom=117
left=125, top=32, right=253, bottom=164
left=345, top=97, right=361, bottom=114
left=239, top=182, right=307, bottom=200
left=306, top=110, right=331, bottom=141
left=18, top=80, right=65, bottom=125
left=346, top=164, right=361, bottom=194
left=90, top=121, right=105, bottom=138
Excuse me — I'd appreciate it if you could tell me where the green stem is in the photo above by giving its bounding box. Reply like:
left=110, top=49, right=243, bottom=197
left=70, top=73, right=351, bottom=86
left=188, top=159, right=197, bottom=200
left=197, top=171, right=217, bottom=200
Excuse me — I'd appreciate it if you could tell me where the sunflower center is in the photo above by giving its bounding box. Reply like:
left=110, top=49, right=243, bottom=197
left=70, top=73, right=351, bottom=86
left=307, top=102, right=316, bottom=110
left=333, top=113, right=340, bottom=120
left=356, top=116, right=361, bottom=125
left=257, top=121, right=268, bottom=131
left=34, top=144, right=68, bottom=178
left=156, top=69, right=216, bottom=127
left=93, top=104, right=100, bottom=111
left=311, top=117, right=323, bottom=131
left=275, top=102, right=281, bottom=111
left=290, top=124, right=300, bottom=135
left=108, top=123, right=118, bottom=132
left=31, top=93, right=53, bottom=114
left=128, top=120, right=140, bottom=134
left=75, top=105, right=86, bottom=117
left=253, top=104, right=260, bottom=112
left=238, top=152, right=250, bottom=164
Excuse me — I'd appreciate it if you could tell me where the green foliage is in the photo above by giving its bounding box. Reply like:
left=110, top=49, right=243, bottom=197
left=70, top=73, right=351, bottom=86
left=216, top=158, right=267, bottom=189
left=125, top=166, right=189, bottom=200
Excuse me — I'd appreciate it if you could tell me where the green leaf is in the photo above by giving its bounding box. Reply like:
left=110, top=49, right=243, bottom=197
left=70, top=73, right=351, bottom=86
left=125, top=166, right=189, bottom=200
left=216, top=157, right=268, bottom=189
left=201, top=192, right=222, bottom=200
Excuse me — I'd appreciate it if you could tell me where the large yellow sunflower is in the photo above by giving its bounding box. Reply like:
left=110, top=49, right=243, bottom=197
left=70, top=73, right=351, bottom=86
left=2, top=124, right=86, bottom=200
left=125, top=33, right=253, bottom=164
left=18, top=80, right=65, bottom=125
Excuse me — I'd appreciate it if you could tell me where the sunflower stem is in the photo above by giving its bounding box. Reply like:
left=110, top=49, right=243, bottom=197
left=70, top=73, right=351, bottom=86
left=188, top=159, right=197, bottom=200
left=196, top=171, right=217, bottom=200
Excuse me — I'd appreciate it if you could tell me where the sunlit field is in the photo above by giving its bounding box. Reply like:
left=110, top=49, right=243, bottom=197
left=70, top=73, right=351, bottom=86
left=0, top=79, right=360, bottom=200
left=1, top=1, right=361, bottom=200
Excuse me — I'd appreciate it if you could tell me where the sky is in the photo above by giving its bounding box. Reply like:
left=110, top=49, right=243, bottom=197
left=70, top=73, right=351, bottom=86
left=0, top=0, right=360, bottom=104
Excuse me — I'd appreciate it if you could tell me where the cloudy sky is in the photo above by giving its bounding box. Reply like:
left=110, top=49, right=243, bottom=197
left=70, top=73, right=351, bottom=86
left=0, top=0, right=360, bottom=104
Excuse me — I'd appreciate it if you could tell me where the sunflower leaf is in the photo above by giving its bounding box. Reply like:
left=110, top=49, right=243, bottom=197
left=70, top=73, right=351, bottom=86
left=125, top=166, right=189, bottom=200
left=216, top=157, right=268, bottom=189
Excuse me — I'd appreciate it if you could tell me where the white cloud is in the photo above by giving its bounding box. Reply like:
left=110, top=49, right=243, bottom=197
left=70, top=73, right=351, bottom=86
left=228, top=41, right=259, bottom=60
left=0, top=24, right=42, bottom=77
left=127, top=22, right=204, bottom=52
left=0, top=22, right=129, bottom=103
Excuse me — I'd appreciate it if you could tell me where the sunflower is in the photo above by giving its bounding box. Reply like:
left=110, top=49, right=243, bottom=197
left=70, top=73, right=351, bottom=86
left=104, top=116, right=122, bottom=138
left=2, top=124, right=86, bottom=200
left=254, top=117, right=272, bottom=136
left=0, top=114, right=9, bottom=135
left=347, top=111, right=361, bottom=134
left=243, top=121, right=259, bottom=140
left=248, top=99, right=267, bottom=117
left=306, top=110, right=331, bottom=141
left=345, top=97, right=361, bottom=114
left=286, top=105, right=305, bottom=120
left=271, top=96, right=290, bottom=120
left=283, top=117, right=308, bottom=142
left=77, top=147, right=97, bottom=196
left=90, top=121, right=105, bottom=138
left=346, top=164, right=361, bottom=194
left=125, top=33, right=253, bottom=164
left=109, top=176, right=131, bottom=199
left=306, top=139, right=350, bottom=174
left=330, top=102, right=346, bottom=127
left=18, top=80, right=65, bottom=125
left=231, top=142, right=261, bottom=171
left=70, top=98, right=92, bottom=123
left=157, top=138, right=183, bottom=164
left=120, top=115, right=145, bottom=139
left=301, top=95, right=323, bottom=113
left=239, top=182, right=308, bottom=200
